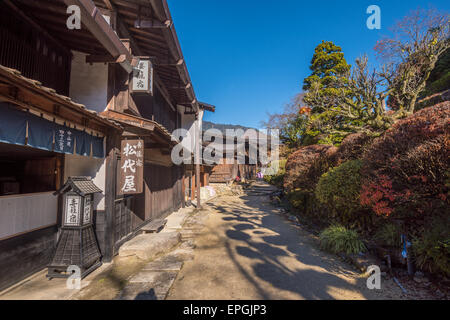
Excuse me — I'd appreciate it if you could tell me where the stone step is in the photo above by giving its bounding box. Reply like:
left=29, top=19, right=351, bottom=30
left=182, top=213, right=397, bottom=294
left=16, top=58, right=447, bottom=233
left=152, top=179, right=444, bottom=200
left=118, top=271, right=178, bottom=300
left=118, top=232, right=181, bottom=260
left=140, top=219, right=167, bottom=234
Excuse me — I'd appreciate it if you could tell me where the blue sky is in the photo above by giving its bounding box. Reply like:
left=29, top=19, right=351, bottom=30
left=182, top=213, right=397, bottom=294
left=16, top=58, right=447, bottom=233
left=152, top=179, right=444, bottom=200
left=168, top=0, right=450, bottom=128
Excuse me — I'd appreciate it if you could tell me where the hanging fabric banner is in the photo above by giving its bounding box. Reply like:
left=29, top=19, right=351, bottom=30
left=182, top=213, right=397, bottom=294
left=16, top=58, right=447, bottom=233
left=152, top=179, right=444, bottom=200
left=73, top=130, right=91, bottom=157
left=27, top=114, right=57, bottom=152
left=92, top=136, right=105, bottom=159
left=0, top=103, right=27, bottom=146
left=54, top=124, right=75, bottom=155
left=0, top=103, right=106, bottom=158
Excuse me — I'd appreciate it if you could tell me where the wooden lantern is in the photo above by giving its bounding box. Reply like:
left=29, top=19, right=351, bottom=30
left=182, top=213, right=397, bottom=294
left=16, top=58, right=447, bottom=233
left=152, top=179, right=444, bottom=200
left=47, top=177, right=102, bottom=279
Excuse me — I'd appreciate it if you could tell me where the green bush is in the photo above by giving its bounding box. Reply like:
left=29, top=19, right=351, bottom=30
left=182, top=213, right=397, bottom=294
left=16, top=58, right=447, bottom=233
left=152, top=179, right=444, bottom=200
left=265, top=172, right=285, bottom=187
left=315, top=160, right=368, bottom=228
left=413, top=216, right=450, bottom=277
left=287, top=189, right=309, bottom=209
left=316, top=160, right=363, bottom=209
left=374, top=223, right=401, bottom=248
left=264, top=159, right=287, bottom=187
left=286, top=189, right=330, bottom=226
left=319, top=225, right=366, bottom=254
left=419, top=71, right=450, bottom=101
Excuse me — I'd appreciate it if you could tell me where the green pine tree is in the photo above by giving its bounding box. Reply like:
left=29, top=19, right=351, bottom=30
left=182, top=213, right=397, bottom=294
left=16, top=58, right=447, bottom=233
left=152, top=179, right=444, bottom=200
left=302, top=41, right=354, bottom=145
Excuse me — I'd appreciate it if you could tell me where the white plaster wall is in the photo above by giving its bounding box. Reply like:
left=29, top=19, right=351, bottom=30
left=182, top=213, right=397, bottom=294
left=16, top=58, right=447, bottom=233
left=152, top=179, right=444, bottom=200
left=0, top=192, right=58, bottom=240
left=69, top=51, right=108, bottom=113
left=64, top=154, right=106, bottom=211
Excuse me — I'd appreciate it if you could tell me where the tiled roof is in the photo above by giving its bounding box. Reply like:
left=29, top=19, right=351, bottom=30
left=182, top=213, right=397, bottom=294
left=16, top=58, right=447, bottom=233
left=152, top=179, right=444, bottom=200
left=0, top=64, right=122, bottom=131
left=71, top=177, right=103, bottom=195
left=56, top=176, right=103, bottom=196
left=100, top=110, right=179, bottom=144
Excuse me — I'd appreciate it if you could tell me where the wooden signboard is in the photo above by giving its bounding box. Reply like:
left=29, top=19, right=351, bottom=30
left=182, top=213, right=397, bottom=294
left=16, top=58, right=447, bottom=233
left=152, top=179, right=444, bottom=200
left=131, top=57, right=153, bottom=95
left=119, top=139, right=144, bottom=195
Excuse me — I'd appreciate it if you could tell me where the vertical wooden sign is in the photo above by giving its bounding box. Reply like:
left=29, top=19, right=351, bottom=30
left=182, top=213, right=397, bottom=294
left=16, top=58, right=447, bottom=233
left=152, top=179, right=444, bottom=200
left=119, top=139, right=144, bottom=195
left=131, top=57, right=153, bottom=95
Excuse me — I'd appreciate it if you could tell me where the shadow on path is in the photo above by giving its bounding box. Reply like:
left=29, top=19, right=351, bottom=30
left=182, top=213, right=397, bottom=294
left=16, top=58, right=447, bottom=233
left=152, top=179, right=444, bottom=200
left=208, top=186, right=374, bottom=300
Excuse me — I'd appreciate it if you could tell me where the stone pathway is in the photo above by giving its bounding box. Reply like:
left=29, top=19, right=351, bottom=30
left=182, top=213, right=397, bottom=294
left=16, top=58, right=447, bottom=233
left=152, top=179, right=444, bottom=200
left=4, top=182, right=435, bottom=300
left=117, top=207, right=210, bottom=300
left=166, top=181, right=404, bottom=300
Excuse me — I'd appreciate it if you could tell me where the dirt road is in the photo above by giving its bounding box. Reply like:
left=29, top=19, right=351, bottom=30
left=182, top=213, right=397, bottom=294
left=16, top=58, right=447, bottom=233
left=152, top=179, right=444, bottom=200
left=167, top=182, right=389, bottom=300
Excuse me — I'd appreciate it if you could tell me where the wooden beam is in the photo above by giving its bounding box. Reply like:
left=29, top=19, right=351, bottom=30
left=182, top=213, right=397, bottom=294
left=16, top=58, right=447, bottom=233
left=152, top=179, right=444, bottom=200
left=168, top=83, right=191, bottom=89
left=155, top=59, right=183, bottom=67
left=178, top=99, right=197, bottom=106
left=63, top=0, right=133, bottom=73
left=199, top=101, right=216, bottom=113
left=86, top=54, right=126, bottom=64
left=145, top=146, right=170, bottom=152
left=134, top=19, right=172, bottom=29
left=154, top=80, right=176, bottom=112
left=0, top=83, right=14, bottom=91
left=122, top=131, right=152, bottom=137
left=134, top=19, right=171, bottom=29
left=144, top=143, right=167, bottom=149
left=102, top=0, right=114, bottom=10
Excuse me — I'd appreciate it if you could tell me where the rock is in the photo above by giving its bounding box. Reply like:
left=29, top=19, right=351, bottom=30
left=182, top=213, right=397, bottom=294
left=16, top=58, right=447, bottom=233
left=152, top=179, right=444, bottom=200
left=435, top=290, right=445, bottom=299
left=118, top=232, right=181, bottom=260
left=413, top=276, right=429, bottom=284
left=397, top=270, right=408, bottom=277
left=180, top=239, right=196, bottom=250
left=414, top=271, right=424, bottom=278
left=230, top=185, right=244, bottom=195
left=162, top=209, right=190, bottom=231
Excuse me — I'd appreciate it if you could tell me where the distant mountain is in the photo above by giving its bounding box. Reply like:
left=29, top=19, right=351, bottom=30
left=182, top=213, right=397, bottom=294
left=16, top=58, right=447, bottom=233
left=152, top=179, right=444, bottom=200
left=202, top=121, right=279, bottom=146
left=202, top=121, right=256, bottom=132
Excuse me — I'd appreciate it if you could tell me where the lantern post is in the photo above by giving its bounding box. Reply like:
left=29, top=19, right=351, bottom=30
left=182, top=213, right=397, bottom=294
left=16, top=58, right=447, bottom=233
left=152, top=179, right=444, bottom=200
left=47, top=177, right=103, bottom=280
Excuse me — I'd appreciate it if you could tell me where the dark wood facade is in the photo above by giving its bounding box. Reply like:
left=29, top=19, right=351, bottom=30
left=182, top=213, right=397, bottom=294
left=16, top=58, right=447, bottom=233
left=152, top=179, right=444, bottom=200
left=0, top=0, right=209, bottom=290
left=210, top=163, right=257, bottom=183
left=0, top=4, right=72, bottom=96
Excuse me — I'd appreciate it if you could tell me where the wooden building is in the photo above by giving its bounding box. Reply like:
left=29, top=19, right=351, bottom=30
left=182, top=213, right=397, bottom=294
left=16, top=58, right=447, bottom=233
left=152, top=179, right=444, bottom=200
left=209, top=138, right=258, bottom=183
left=0, top=0, right=213, bottom=290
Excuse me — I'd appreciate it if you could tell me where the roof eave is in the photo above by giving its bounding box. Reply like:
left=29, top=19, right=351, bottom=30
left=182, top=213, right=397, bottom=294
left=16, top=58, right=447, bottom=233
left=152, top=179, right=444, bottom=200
left=149, top=0, right=199, bottom=112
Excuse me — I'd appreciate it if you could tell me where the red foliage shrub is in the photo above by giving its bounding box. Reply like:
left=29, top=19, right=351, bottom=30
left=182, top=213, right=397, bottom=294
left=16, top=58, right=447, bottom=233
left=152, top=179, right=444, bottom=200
left=284, top=144, right=337, bottom=192
left=361, top=102, right=450, bottom=220
left=360, top=175, right=402, bottom=217
left=332, top=132, right=374, bottom=165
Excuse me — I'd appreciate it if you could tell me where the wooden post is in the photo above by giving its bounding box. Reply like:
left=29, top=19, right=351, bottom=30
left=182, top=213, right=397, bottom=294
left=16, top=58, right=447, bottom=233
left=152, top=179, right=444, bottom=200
left=181, top=170, right=186, bottom=208
left=195, top=113, right=201, bottom=209
left=104, top=131, right=119, bottom=262
left=202, top=172, right=207, bottom=187
left=191, top=171, right=195, bottom=202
